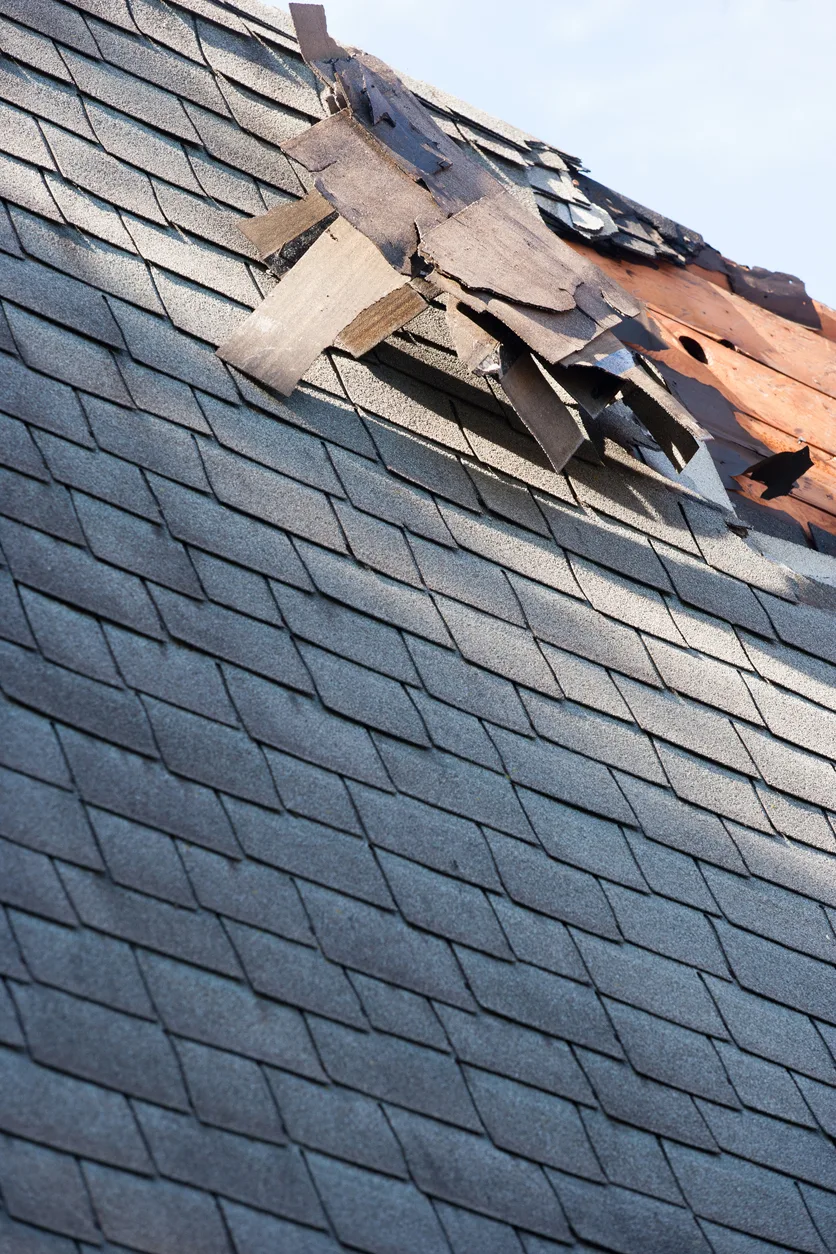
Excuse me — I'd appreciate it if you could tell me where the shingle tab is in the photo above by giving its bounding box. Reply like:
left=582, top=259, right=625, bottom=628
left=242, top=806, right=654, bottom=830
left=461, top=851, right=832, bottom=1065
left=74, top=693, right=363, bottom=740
left=522, top=690, right=665, bottom=783
left=85, top=1162, right=233, bottom=1254
left=705, top=974, right=836, bottom=1083
left=489, top=725, right=634, bottom=824
left=175, top=1037, right=284, bottom=1142
left=550, top=1169, right=710, bottom=1254
left=307, top=1153, right=448, bottom=1254
left=5, top=304, right=131, bottom=404
left=578, top=1049, right=715, bottom=1150
left=487, top=831, right=619, bottom=938
left=0, top=1132, right=100, bottom=1242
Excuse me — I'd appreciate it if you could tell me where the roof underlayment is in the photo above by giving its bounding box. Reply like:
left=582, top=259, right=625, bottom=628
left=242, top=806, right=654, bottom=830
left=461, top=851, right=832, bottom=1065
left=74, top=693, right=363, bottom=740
left=3, top=2, right=836, bottom=1252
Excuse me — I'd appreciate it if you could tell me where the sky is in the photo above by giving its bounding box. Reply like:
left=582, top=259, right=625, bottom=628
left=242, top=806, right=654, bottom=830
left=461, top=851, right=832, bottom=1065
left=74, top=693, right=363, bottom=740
left=281, top=0, right=836, bottom=307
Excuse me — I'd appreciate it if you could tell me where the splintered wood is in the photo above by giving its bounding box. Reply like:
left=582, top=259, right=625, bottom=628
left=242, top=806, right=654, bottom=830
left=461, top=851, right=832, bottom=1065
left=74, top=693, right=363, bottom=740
left=218, top=217, right=407, bottom=394
left=216, top=2, right=710, bottom=480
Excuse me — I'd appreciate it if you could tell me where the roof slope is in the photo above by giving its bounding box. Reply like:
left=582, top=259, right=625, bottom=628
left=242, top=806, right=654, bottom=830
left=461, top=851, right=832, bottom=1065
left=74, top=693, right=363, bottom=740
left=3, top=2, right=836, bottom=1252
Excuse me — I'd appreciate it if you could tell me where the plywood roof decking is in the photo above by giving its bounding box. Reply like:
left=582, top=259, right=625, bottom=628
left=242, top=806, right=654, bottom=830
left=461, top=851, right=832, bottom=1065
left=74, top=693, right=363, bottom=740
left=5, top=2, right=836, bottom=1252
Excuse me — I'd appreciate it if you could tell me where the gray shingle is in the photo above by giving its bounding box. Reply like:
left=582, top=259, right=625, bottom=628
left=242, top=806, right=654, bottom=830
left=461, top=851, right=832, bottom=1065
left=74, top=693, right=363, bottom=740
left=0, top=907, right=25, bottom=979
left=549, top=1169, right=710, bottom=1254
left=222, top=1202, right=340, bottom=1254
left=310, top=1017, right=479, bottom=1130
left=704, top=974, right=836, bottom=1083
left=655, top=742, right=771, bottom=832
left=83, top=394, right=208, bottom=487
left=654, top=542, right=773, bottom=635
left=129, top=218, right=260, bottom=308
left=366, top=416, right=479, bottom=510
left=10, top=910, right=153, bottom=1016
left=333, top=499, right=421, bottom=585
left=153, top=176, right=257, bottom=257
left=435, top=1004, right=594, bottom=1104
left=698, top=1100, right=836, bottom=1190
left=145, top=696, right=280, bottom=807
left=184, top=99, right=303, bottom=190
left=714, top=918, right=836, bottom=1025
left=75, top=493, right=202, bottom=595
left=574, top=932, right=727, bottom=1035
left=0, top=413, right=47, bottom=481
left=408, top=689, right=504, bottom=769
left=666, top=1144, right=825, bottom=1253
left=0, top=569, right=32, bottom=649
left=378, top=851, right=511, bottom=957
left=703, top=862, right=836, bottom=962
left=5, top=304, right=131, bottom=404
left=150, top=476, right=310, bottom=585
left=0, top=17, right=70, bottom=81
left=796, top=1072, right=836, bottom=1136
left=489, top=725, right=633, bottom=825
left=465, top=461, right=551, bottom=535
left=412, top=535, right=525, bottom=623
left=225, top=667, right=391, bottom=790
left=85, top=1162, right=233, bottom=1254
left=437, top=1202, right=525, bottom=1254
left=13, top=982, right=189, bottom=1107
left=0, top=98, right=53, bottom=166
left=741, top=628, right=836, bottom=713
left=265, top=748, right=360, bottom=832
left=201, top=444, right=345, bottom=551
left=347, top=972, right=448, bottom=1050
left=109, top=298, right=238, bottom=400
left=0, top=56, right=93, bottom=140
left=59, top=862, right=241, bottom=976
left=440, top=501, right=576, bottom=594
left=540, top=643, right=631, bottom=718
left=487, top=830, right=619, bottom=939
left=88, top=17, right=228, bottom=111
left=436, top=594, right=560, bottom=695
left=578, top=1049, right=715, bottom=1150
left=570, top=554, right=681, bottom=644
left=0, top=1133, right=99, bottom=1242
left=511, top=573, right=659, bottom=684
left=799, top=1186, right=836, bottom=1254
left=226, top=798, right=389, bottom=908
left=152, top=584, right=310, bottom=690
left=190, top=550, right=285, bottom=622
left=615, top=676, right=755, bottom=775
left=669, top=597, right=752, bottom=667
left=0, top=468, right=83, bottom=543
left=67, top=47, right=198, bottom=141
left=0, top=1045, right=151, bottom=1170
left=140, top=950, right=324, bottom=1076
left=328, top=445, right=454, bottom=544
left=0, top=152, right=61, bottom=225
left=200, top=393, right=342, bottom=495
left=174, top=1037, right=284, bottom=1142
left=614, top=772, right=747, bottom=873
left=645, top=636, right=762, bottom=721
left=0, top=983, right=22, bottom=1047
left=490, top=896, right=586, bottom=980
left=106, top=624, right=235, bottom=722
left=539, top=496, right=671, bottom=591
left=228, top=921, right=365, bottom=1026
left=58, top=726, right=239, bottom=854
left=307, top=1152, right=448, bottom=1254
left=465, top=1066, right=602, bottom=1177
left=238, top=378, right=376, bottom=458
left=41, top=120, right=166, bottom=222
left=301, top=644, right=428, bottom=745
left=180, top=842, right=310, bottom=941
left=405, top=635, right=531, bottom=732
left=136, top=1101, right=325, bottom=1224
left=580, top=1108, right=682, bottom=1204
left=737, top=721, right=836, bottom=811
left=728, top=822, right=836, bottom=908
left=519, top=789, right=646, bottom=889
left=0, top=355, right=91, bottom=444
left=456, top=945, right=620, bottom=1054
left=603, top=882, right=729, bottom=975
left=187, top=146, right=265, bottom=215
left=0, top=0, right=98, bottom=53
left=387, top=1107, right=572, bottom=1241
left=375, top=735, right=534, bottom=839
left=0, top=836, right=74, bottom=923
left=0, top=250, right=121, bottom=346
left=275, top=581, right=418, bottom=682
left=90, top=807, right=195, bottom=907
left=605, top=999, right=737, bottom=1104
left=20, top=588, right=120, bottom=687
left=521, top=690, right=665, bottom=784
left=720, top=1041, right=815, bottom=1127
left=196, top=18, right=319, bottom=113
left=299, top=881, right=475, bottom=1010
left=268, top=1069, right=407, bottom=1177
left=0, top=640, right=156, bottom=755
left=44, top=170, right=144, bottom=251
left=755, top=783, right=836, bottom=852
left=122, top=0, right=202, bottom=58
left=624, top=834, right=715, bottom=911
left=0, top=690, right=70, bottom=790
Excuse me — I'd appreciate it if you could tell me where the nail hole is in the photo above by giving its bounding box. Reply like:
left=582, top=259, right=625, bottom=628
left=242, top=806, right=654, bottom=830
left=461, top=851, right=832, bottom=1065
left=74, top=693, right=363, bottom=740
left=678, top=335, right=708, bottom=363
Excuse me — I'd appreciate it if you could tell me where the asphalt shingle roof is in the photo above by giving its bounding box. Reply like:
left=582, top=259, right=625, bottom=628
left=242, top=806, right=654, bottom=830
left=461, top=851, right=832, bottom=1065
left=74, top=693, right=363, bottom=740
left=2, top=2, right=836, bottom=1251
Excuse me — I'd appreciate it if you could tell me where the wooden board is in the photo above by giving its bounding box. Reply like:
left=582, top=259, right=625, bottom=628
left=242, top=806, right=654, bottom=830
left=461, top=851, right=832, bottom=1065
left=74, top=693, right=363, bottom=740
left=238, top=190, right=334, bottom=259
left=217, top=216, right=407, bottom=394
left=283, top=112, right=445, bottom=272
left=335, top=284, right=427, bottom=357
left=570, top=239, right=836, bottom=403
left=499, top=351, right=585, bottom=473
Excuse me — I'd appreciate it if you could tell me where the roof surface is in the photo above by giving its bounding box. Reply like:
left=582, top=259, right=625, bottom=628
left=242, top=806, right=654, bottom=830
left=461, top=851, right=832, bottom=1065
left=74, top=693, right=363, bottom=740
left=3, top=2, right=836, bottom=1252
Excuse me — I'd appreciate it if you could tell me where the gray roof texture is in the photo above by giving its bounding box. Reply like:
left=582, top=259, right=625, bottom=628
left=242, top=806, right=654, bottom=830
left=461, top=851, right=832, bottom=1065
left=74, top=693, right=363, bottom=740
left=2, top=2, right=836, bottom=1251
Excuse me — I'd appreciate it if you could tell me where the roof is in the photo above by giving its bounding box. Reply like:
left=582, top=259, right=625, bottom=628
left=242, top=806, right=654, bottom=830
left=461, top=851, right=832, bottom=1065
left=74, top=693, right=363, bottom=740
left=3, top=2, right=836, bottom=1252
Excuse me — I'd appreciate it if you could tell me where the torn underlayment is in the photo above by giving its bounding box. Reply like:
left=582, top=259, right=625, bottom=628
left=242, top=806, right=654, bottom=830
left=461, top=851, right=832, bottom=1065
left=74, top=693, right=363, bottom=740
left=216, top=2, right=714, bottom=491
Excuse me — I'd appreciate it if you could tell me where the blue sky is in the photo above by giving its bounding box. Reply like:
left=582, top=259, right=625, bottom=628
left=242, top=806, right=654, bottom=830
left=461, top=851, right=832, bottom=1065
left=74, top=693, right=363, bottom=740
left=285, top=0, right=836, bottom=307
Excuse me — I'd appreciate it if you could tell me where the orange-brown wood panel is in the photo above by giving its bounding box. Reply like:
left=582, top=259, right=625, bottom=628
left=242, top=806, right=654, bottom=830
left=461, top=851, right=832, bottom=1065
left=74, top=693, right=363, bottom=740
left=569, top=241, right=836, bottom=402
